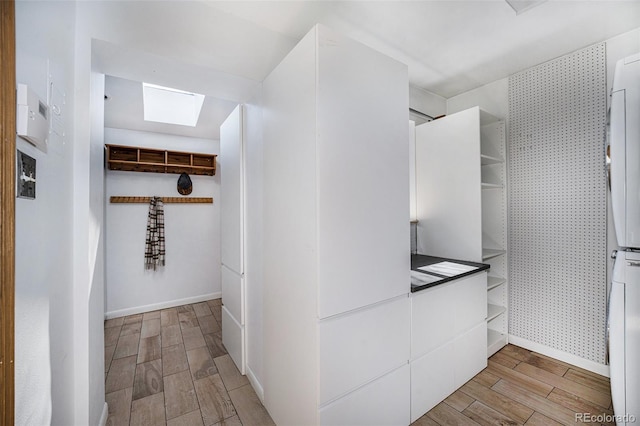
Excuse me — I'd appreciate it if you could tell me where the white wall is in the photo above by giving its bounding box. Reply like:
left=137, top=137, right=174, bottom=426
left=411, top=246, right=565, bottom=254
left=104, top=128, right=220, bottom=317
left=14, top=1, right=76, bottom=424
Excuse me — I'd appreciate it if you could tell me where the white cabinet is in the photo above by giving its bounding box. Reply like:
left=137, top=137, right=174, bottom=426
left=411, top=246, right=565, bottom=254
left=261, top=25, right=410, bottom=425
left=410, top=272, right=487, bottom=422
left=415, top=107, right=508, bottom=358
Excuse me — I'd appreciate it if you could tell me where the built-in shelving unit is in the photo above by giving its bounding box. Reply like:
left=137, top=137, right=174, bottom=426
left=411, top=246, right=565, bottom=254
left=480, top=110, right=508, bottom=357
left=105, top=144, right=217, bottom=176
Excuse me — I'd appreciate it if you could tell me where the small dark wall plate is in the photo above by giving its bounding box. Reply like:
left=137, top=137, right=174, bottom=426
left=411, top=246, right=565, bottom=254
left=17, top=150, right=36, bottom=200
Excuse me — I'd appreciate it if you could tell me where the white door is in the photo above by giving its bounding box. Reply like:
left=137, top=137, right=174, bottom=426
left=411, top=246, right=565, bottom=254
left=220, top=105, right=246, bottom=373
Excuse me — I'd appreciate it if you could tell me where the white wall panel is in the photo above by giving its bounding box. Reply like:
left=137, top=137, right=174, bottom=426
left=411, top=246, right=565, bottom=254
left=508, top=43, right=607, bottom=363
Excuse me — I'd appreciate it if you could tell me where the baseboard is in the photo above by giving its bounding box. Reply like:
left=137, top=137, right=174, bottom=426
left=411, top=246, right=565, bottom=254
left=246, top=365, right=264, bottom=403
left=508, top=335, right=610, bottom=377
left=99, top=402, right=108, bottom=426
left=105, top=292, right=221, bottom=319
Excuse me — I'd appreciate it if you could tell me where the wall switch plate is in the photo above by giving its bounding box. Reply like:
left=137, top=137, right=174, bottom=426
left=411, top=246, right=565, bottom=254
left=17, top=150, right=36, bottom=199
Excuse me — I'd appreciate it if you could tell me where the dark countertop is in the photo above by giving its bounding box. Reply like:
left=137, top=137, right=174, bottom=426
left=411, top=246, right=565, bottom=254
left=411, top=254, right=490, bottom=293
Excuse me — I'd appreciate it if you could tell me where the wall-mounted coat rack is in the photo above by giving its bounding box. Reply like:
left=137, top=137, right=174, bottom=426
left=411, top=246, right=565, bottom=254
left=110, top=196, right=213, bottom=204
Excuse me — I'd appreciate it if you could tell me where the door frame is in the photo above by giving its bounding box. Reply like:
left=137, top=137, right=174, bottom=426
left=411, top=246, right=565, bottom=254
left=0, top=0, right=16, bottom=424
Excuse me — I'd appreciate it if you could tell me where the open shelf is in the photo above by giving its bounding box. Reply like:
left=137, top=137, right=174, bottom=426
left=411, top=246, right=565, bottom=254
left=106, top=144, right=217, bottom=176
left=487, top=329, right=507, bottom=357
left=487, top=304, right=506, bottom=322
left=482, top=248, right=506, bottom=260
left=481, top=154, right=503, bottom=165
left=487, top=275, right=507, bottom=291
left=481, top=182, right=503, bottom=190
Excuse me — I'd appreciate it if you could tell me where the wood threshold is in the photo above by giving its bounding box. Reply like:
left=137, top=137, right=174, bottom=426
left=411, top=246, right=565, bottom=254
left=0, top=1, right=16, bottom=424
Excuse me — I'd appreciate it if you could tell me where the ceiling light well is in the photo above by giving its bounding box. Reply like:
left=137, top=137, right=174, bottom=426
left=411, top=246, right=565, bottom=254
left=142, top=83, right=205, bottom=127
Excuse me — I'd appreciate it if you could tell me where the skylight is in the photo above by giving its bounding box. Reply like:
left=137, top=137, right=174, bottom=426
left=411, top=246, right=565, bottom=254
left=142, top=83, right=205, bottom=127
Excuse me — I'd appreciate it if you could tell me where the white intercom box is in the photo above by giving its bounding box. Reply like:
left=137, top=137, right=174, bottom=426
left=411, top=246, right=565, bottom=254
left=16, top=84, right=49, bottom=153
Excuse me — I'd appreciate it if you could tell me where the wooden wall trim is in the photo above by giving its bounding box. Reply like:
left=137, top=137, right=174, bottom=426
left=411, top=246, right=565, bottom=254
left=0, top=1, right=16, bottom=425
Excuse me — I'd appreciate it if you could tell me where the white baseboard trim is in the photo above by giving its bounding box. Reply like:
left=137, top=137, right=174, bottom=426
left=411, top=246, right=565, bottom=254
left=508, top=335, right=610, bottom=377
left=99, top=402, right=108, bottom=426
left=105, top=292, right=222, bottom=319
left=246, top=365, right=264, bottom=403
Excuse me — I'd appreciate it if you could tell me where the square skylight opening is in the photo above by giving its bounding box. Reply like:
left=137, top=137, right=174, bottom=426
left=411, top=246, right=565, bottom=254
left=505, top=0, right=547, bottom=15
left=142, top=83, right=205, bottom=127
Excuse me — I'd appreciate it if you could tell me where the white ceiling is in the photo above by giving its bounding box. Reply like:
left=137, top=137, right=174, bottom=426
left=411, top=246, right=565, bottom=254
left=98, top=0, right=640, bottom=139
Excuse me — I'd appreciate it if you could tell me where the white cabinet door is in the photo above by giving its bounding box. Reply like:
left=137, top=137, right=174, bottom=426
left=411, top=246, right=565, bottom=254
left=221, top=264, right=243, bottom=325
left=411, top=343, right=454, bottom=422
left=316, top=26, right=410, bottom=319
left=319, top=364, right=410, bottom=426
left=319, top=296, right=410, bottom=404
left=220, top=104, right=244, bottom=274
left=453, top=273, right=487, bottom=334
left=222, top=306, right=245, bottom=375
left=453, top=322, right=487, bottom=389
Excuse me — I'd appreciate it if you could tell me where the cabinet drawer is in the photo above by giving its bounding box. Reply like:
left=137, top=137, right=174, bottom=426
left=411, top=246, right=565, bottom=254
left=319, top=364, right=410, bottom=426
left=319, top=296, right=410, bottom=404
left=411, top=272, right=486, bottom=358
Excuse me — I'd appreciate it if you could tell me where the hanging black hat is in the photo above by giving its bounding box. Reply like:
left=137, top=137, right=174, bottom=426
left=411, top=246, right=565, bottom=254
left=177, top=172, right=193, bottom=195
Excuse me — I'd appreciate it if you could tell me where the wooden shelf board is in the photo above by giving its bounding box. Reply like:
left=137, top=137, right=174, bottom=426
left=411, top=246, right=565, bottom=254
left=110, top=196, right=213, bottom=204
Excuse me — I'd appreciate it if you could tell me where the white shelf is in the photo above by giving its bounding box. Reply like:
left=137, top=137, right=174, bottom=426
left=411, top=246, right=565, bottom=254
left=487, top=276, right=506, bottom=291
left=481, top=154, right=503, bottom=165
left=481, top=182, right=503, bottom=190
left=487, top=304, right=506, bottom=322
left=482, top=248, right=506, bottom=260
left=487, top=329, right=507, bottom=357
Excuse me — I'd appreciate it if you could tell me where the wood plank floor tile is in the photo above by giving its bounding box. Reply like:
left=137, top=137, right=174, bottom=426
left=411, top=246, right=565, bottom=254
left=105, top=326, right=121, bottom=347
left=183, top=325, right=207, bottom=350
left=194, top=374, right=237, bottom=426
left=105, top=387, right=133, bottom=426
left=514, top=362, right=611, bottom=408
left=491, top=379, right=578, bottom=425
left=124, top=314, right=144, bottom=325
left=521, top=353, right=569, bottom=377
left=214, top=354, right=249, bottom=392
left=105, top=344, right=116, bottom=373
left=143, top=310, right=161, bottom=321
left=164, top=370, right=200, bottom=420
left=228, top=383, right=275, bottom=426
left=487, top=360, right=553, bottom=397
left=489, top=351, right=520, bottom=369
left=105, top=317, right=125, bottom=328
left=524, top=412, right=563, bottom=426
left=163, top=343, right=189, bottom=376
left=130, top=392, right=166, bottom=426
left=426, top=402, right=481, bottom=426
left=462, top=400, right=520, bottom=426
left=140, top=319, right=161, bottom=338
left=114, top=333, right=141, bottom=359
left=547, top=388, right=613, bottom=419
left=212, top=414, right=242, bottom=426
left=187, top=346, right=218, bottom=381
left=204, top=332, right=227, bottom=358
left=193, top=302, right=213, bottom=318
left=500, top=344, right=532, bottom=362
left=162, top=324, right=183, bottom=348
left=167, top=409, right=205, bottom=426
left=563, top=368, right=611, bottom=394
left=177, top=304, right=195, bottom=313
left=212, top=305, right=222, bottom=323
left=106, top=355, right=138, bottom=393
left=410, top=414, right=441, bottom=426
left=444, top=389, right=475, bottom=412
left=133, top=358, right=163, bottom=401
left=180, top=311, right=200, bottom=329
left=120, top=322, right=143, bottom=337
left=199, top=315, right=221, bottom=335
left=473, top=370, right=500, bottom=388
left=460, top=378, right=534, bottom=424
left=161, top=308, right=179, bottom=326
left=137, top=335, right=162, bottom=364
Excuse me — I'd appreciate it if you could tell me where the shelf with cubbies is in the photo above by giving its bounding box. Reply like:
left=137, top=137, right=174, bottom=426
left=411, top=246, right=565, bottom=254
left=105, top=144, right=217, bottom=176
left=480, top=111, right=508, bottom=357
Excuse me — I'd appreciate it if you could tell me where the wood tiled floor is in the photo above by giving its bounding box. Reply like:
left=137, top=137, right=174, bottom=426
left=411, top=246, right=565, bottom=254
left=104, top=299, right=275, bottom=426
left=413, top=344, right=614, bottom=426
left=107, top=303, right=613, bottom=426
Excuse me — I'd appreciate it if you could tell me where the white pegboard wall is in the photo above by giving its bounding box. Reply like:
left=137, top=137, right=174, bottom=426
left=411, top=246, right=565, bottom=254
left=508, top=43, right=607, bottom=363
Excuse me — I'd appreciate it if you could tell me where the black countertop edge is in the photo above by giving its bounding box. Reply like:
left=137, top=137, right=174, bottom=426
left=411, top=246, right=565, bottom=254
left=410, top=254, right=490, bottom=293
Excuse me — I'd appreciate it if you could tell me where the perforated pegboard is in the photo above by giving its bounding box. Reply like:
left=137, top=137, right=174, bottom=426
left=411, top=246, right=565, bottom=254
left=508, top=43, right=607, bottom=363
